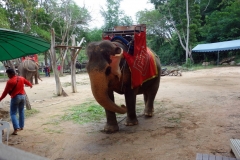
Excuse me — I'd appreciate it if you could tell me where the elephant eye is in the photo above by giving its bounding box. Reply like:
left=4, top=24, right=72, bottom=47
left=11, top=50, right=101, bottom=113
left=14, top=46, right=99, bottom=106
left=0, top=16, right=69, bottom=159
left=105, top=66, right=111, bottom=76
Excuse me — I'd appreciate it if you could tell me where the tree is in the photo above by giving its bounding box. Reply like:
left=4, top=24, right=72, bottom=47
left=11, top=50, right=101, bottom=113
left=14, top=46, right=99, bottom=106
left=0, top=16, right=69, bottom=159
left=0, top=5, right=10, bottom=28
left=3, top=0, right=38, bottom=32
left=136, top=9, right=172, bottom=51
left=83, top=28, right=102, bottom=43
left=46, top=0, right=90, bottom=95
left=151, top=0, right=201, bottom=63
left=100, top=0, right=133, bottom=30
left=200, top=0, right=240, bottom=42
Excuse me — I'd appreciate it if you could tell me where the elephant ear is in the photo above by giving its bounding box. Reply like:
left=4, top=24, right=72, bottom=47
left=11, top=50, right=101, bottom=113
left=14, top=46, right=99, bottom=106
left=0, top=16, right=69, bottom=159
left=110, top=47, right=123, bottom=80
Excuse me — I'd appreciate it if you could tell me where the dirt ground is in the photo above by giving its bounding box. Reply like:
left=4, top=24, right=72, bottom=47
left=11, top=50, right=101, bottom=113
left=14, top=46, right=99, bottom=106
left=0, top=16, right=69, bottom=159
left=1, top=66, right=240, bottom=160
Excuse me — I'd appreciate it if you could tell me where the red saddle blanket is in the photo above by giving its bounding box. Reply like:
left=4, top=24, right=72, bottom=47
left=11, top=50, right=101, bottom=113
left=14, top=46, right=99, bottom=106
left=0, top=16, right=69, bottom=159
left=123, top=30, right=158, bottom=88
left=108, top=28, right=158, bottom=89
left=123, top=47, right=158, bottom=88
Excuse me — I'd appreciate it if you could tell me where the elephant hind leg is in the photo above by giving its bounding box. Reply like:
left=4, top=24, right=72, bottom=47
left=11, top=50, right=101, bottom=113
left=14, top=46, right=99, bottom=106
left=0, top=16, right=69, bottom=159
left=124, top=87, right=138, bottom=126
left=143, top=88, right=158, bottom=117
left=143, top=76, right=160, bottom=117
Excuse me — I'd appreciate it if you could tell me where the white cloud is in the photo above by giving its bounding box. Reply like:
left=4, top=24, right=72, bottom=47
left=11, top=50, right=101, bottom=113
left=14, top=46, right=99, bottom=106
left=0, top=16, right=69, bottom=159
left=75, top=0, right=154, bottom=28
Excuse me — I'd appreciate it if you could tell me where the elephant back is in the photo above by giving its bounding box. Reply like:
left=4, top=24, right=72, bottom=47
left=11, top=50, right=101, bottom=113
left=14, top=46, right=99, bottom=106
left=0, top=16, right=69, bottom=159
left=22, top=60, right=38, bottom=72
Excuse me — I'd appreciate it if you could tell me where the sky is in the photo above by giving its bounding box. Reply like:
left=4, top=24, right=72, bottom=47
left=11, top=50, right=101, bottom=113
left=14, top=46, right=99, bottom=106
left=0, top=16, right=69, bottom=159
left=75, top=0, right=154, bottom=28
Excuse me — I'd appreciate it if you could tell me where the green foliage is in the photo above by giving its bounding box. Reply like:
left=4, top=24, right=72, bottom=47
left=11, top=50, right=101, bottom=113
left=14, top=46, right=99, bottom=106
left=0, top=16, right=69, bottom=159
left=78, top=49, right=88, bottom=62
left=1, top=0, right=239, bottom=65
left=25, top=108, right=40, bottom=118
left=0, top=7, right=10, bottom=28
left=137, top=9, right=166, bottom=47
left=183, top=58, right=193, bottom=68
left=101, top=0, right=133, bottom=30
left=200, top=0, right=240, bottom=42
left=148, top=0, right=202, bottom=64
left=84, top=28, right=102, bottom=43
left=61, top=102, right=105, bottom=124
left=31, top=25, right=51, bottom=41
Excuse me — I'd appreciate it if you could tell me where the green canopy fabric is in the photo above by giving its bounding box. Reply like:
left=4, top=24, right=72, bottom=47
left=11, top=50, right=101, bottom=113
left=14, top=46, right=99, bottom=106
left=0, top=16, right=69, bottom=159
left=0, top=28, right=50, bottom=61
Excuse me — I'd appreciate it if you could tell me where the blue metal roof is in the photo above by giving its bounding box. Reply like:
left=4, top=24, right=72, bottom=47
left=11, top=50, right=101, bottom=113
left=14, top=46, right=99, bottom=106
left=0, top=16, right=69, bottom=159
left=192, top=39, right=240, bottom=52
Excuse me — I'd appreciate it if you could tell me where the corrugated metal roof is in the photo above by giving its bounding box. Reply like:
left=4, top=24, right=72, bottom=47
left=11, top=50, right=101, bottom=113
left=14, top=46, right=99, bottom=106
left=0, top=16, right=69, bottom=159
left=192, top=39, right=240, bottom=52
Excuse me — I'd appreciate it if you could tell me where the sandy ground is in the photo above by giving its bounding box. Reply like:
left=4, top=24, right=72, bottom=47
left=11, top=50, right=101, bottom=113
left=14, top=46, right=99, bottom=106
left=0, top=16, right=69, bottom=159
left=1, top=66, right=240, bottom=160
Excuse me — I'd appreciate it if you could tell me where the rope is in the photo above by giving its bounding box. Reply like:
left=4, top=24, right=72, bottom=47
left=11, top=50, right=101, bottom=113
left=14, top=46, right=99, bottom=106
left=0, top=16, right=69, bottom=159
left=22, top=60, right=38, bottom=72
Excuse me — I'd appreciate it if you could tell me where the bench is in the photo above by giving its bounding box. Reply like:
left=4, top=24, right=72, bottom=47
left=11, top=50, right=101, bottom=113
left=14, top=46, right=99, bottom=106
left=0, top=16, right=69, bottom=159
left=196, top=153, right=240, bottom=160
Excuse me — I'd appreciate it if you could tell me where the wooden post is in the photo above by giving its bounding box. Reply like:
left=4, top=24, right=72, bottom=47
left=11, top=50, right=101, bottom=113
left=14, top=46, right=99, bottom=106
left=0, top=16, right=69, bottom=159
left=71, top=35, right=77, bottom=93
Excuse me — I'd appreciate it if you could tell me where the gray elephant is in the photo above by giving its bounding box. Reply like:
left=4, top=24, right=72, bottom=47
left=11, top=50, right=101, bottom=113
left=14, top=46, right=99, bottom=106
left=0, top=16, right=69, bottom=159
left=86, top=40, right=161, bottom=133
left=18, top=60, right=41, bottom=84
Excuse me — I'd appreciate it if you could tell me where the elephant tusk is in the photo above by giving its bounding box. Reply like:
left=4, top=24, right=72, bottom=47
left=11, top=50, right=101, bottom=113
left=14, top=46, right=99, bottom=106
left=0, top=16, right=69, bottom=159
left=115, top=48, right=123, bottom=57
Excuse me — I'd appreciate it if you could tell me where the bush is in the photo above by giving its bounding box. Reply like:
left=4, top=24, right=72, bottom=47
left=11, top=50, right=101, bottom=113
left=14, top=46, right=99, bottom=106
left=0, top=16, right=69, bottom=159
left=183, top=58, right=193, bottom=68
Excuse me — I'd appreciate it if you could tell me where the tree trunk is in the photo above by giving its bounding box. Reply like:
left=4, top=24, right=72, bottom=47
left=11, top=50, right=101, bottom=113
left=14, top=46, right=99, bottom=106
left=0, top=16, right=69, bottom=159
left=71, top=35, right=77, bottom=93
left=186, top=0, right=190, bottom=63
left=49, top=28, right=68, bottom=96
left=70, top=50, right=77, bottom=93
left=60, top=49, right=68, bottom=76
left=25, top=94, right=31, bottom=110
left=70, top=36, right=85, bottom=93
left=66, top=54, right=71, bottom=71
left=7, top=60, right=16, bottom=72
left=44, top=52, right=48, bottom=65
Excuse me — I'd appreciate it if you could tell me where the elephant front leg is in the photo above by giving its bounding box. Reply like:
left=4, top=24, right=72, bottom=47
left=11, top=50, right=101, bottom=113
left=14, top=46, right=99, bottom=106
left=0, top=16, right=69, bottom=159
left=34, top=73, right=38, bottom=84
left=103, top=91, right=119, bottom=133
left=124, top=88, right=138, bottom=126
left=104, top=109, right=119, bottom=133
left=30, top=75, right=33, bottom=84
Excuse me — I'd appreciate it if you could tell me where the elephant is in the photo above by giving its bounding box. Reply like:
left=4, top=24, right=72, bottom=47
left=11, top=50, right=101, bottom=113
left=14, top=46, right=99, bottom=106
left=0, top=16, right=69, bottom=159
left=18, top=60, right=41, bottom=84
left=86, top=40, right=161, bottom=133
left=75, top=61, right=87, bottom=73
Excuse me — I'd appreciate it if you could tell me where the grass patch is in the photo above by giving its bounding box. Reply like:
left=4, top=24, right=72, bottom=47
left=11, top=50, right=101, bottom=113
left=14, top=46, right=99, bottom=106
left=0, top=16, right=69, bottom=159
left=187, top=64, right=215, bottom=71
left=42, top=119, right=60, bottom=126
left=43, top=128, right=62, bottom=134
left=25, top=108, right=40, bottom=118
left=62, top=82, right=88, bottom=87
left=167, top=113, right=184, bottom=124
left=61, top=102, right=105, bottom=124
left=168, top=116, right=181, bottom=123
left=62, top=82, right=71, bottom=87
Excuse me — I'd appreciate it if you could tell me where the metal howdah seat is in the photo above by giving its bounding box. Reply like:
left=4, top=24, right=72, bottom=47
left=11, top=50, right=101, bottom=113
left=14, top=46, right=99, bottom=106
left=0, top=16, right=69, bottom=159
left=103, top=24, right=146, bottom=37
left=102, top=24, right=147, bottom=55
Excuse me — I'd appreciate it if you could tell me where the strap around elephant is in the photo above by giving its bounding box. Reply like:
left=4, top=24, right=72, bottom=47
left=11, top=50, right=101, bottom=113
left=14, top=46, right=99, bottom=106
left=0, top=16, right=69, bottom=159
left=8, top=76, right=19, bottom=95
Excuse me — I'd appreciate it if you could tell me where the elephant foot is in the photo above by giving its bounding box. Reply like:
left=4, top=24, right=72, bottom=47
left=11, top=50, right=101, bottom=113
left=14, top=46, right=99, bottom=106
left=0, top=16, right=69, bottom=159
left=124, top=118, right=138, bottom=126
left=144, top=108, right=154, bottom=117
left=144, top=112, right=153, bottom=117
left=103, top=124, right=119, bottom=133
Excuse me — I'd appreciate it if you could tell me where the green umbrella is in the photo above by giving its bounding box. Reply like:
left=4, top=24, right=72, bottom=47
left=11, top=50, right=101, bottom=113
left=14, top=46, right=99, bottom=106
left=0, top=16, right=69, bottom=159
left=0, top=28, right=51, bottom=61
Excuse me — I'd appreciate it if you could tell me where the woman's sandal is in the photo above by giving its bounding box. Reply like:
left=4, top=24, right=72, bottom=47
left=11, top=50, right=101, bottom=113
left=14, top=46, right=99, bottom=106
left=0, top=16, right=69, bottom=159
left=12, top=131, right=18, bottom=135
left=12, top=129, right=20, bottom=135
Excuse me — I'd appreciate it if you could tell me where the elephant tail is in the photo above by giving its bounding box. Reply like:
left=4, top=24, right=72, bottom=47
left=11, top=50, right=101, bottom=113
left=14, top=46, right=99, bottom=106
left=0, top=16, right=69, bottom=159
left=23, top=60, right=38, bottom=72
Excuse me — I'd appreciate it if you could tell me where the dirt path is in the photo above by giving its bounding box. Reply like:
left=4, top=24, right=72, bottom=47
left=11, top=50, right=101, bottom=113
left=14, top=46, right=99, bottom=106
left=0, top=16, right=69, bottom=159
left=1, top=67, right=240, bottom=160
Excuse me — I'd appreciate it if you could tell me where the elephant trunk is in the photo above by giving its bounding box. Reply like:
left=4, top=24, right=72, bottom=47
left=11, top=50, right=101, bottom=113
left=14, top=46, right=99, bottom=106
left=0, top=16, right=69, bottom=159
left=88, top=71, right=127, bottom=114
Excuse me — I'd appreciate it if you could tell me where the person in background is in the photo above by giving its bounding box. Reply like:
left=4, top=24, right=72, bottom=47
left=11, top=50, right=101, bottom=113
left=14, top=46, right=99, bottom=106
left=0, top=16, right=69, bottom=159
left=47, top=65, right=50, bottom=77
left=44, top=65, right=48, bottom=77
left=57, top=64, right=61, bottom=75
left=0, top=69, right=32, bottom=135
